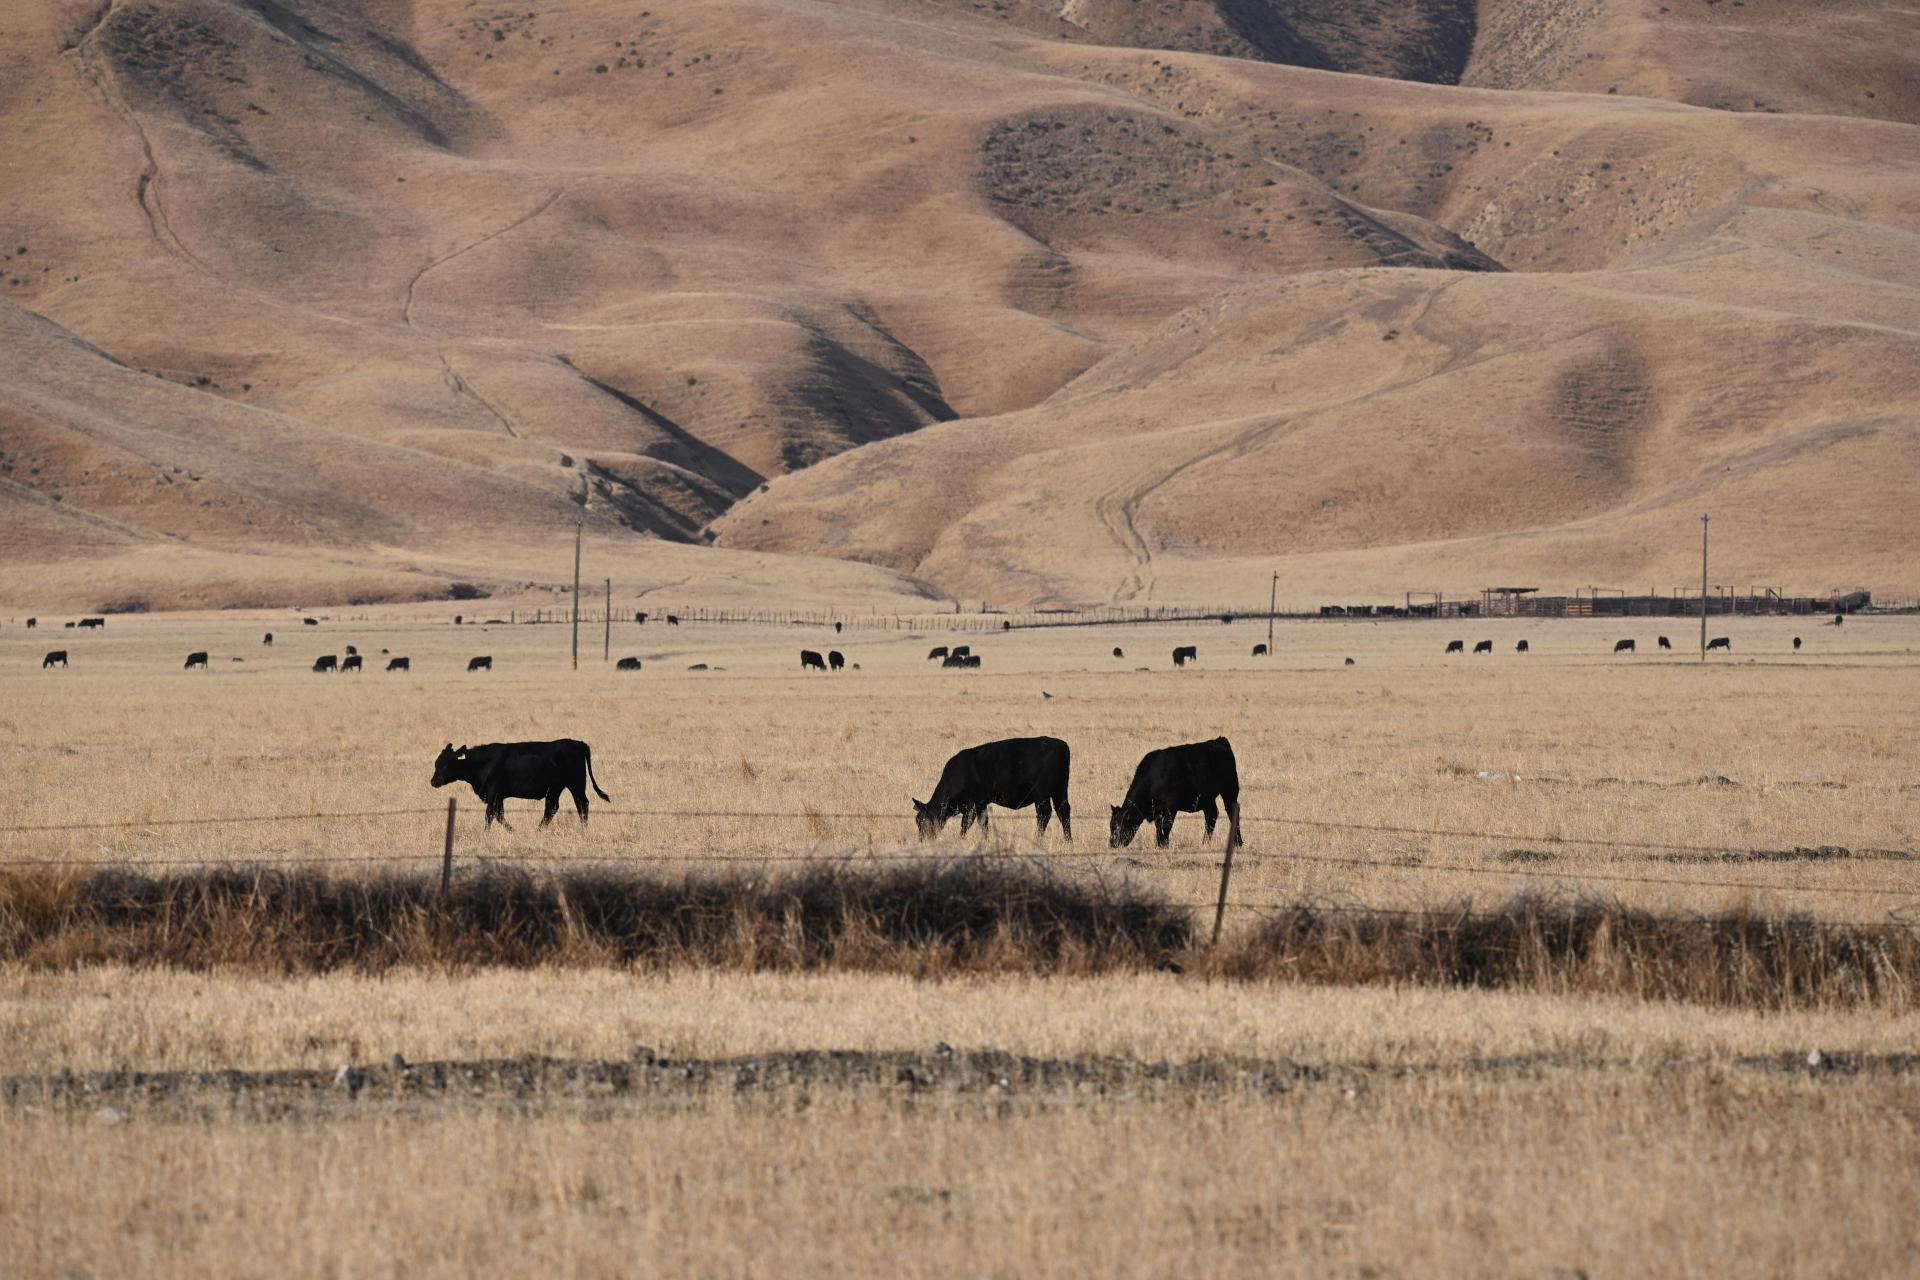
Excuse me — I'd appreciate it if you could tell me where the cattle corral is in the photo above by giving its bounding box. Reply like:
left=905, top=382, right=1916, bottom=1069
left=4, top=609, right=1919, bottom=1276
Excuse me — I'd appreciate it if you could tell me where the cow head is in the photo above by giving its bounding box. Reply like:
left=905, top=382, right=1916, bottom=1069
left=431, top=744, right=469, bottom=788
left=912, top=798, right=942, bottom=841
left=1109, top=804, right=1144, bottom=849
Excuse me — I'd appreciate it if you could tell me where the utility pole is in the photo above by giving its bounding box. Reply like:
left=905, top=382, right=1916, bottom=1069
left=1266, top=573, right=1277, bottom=654
left=1699, top=513, right=1709, bottom=660
left=603, top=578, right=611, bottom=663
left=571, top=520, right=582, bottom=671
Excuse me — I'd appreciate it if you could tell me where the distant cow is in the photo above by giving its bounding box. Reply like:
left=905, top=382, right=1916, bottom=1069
left=801, top=649, right=827, bottom=671
left=1112, top=647, right=1124, bottom=659
left=1515, top=640, right=1529, bottom=653
left=666, top=615, right=681, bottom=626
left=928, top=646, right=949, bottom=661
left=1172, top=645, right=1197, bottom=667
left=303, top=618, right=319, bottom=626
left=1344, top=657, right=1355, bottom=666
left=687, top=663, right=709, bottom=670
left=1446, top=640, right=1464, bottom=654
left=1614, top=639, right=1635, bottom=654
left=341, top=655, right=363, bottom=673
left=345, top=645, right=358, bottom=657
left=1252, top=644, right=1268, bottom=657
left=312, top=655, right=338, bottom=673
left=1707, top=636, right=1731, bottom=652
left=828, top=650, right=845, bottom=671
left=615, top=656, right=641, bottom=671
left=431, top=739, right=610, bottom=830
left=1002, top=620, right=1012, bottom=631
left=834, top=621, right=843, bottom=634
left=42, top=650, right=67, bottom=668
left=263, top=633, right=273, bottom=646
left=1473, top=640, right=1493, bottom=654
left=951, top=645, right=971, bottom=659
left=1793, top=636, right=1802, bottom=651
left=943, top=653, right=980, bottom=669
left=914, top=736, right=1072, bottom=840
left=1110, top=737, right=1243, bottom=851
left=388, top=657, right=411, bottom=672
left=25, top=618, right=34, bottom=629
left=1658, top=636, right=1671, bottom=650
left=79, top=618, right=104, bottom=629
left=467, top=656, right=492, bottom=672
left=64, top=622, right=75, bottom=629
left=1834, top=613, right=1844, bottom=627
left=184, top=651, right=209, bottom=670
left=634, top=611, right=648, bottom=624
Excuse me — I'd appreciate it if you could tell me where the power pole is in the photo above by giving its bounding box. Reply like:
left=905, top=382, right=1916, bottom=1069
left=1699, top=513, right=1709, bottom=660
left=603, top=578, right=611, bottom=663
left=571, top=520, right=582, bottom=671
left=1266, top=573, right=1277, bottom=654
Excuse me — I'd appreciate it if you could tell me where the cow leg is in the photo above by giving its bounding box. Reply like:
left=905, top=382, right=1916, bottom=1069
left=541, top=791, right=561, bottom=826
left=1224, top=792, right=1244, bottom=851
left=958, top=809, right=973, bottom=835
left=1200, top=799, right=1218, bottom=842
left=1035, top=799, right=1052, bottom=836
left=975, top=806, right=990, bottom=833
left=489, top=800, right=514, bottom=833
left=1153, top=812, right=1175, bottom=848
left=572, top=782, right=590, bottom=823
left=1056, top=796, right=1072, bottom=842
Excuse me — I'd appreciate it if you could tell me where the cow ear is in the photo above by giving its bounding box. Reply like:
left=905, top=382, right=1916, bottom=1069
left=443, top=742, right=453, bottom=752
left=911, top=799, right=926, bottom=813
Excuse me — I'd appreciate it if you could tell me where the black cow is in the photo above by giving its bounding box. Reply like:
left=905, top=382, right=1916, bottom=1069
left=928, top=646, right=949, bottom=661
left=388, top=657, right=411, bottom=672
left=184, top=651, right=208, bottom=669
left=79, top=618, right=104, bottom=629
left=1110, top=737, right=1243, bottom=851
left=312, top=655, right=338, bottom=673
left=43, top=650, right=67, bottom=668
left=1473, top=640, right=1493, bottom=654
left=1446, top=640, right=1464, bottom=654
left=1614, top=639, right=1635, bottom=654
left=1002, top=620, right=1012, bottom=631
left=1834, top=613, right=1844, bottom=627
left=263, top=633, right=273, bottom=646
left=634, top=611, right=649, bottom=624
left=801, top=649, right=827, bottom=671
left=1708, top=636, right=1731, bottom=652
left=345, top=645, right=358, bottom=657
left=914, top=736, right=1071, bottom=840
left=666, top=615, right=681, bottom=626
left=64, top=622, right=75, bottom=629
left=1252, top=644, right=1268, bottom=657
left=1658, top=636, right=1671, bottom=650
left=1793, top=636, right=1802, bottom=651
left=303, top=618, right=319, bottom=626
left=1515, top=640, right=1529, bottom=653
left=835, top=621, right=843, bottom=634
left=688, top=663, right=709, bottom=670
left=467, top=656, right=492, bottom=672
left=431, top=739, right=610, bottom=830
left=615, top=656, right=642, bottom=671
left=962, top=654, right=981, bottom=668
left=951, top=645, right=972, bottom=659
left=828, top=650, right=845, bottom=671
left=1112, top=647, right=1124, bottom=659
left=943, top=653, right=981, bottom=668
left=341, top=655, right=363, bottom=673
left=1172, top=645, right=1197, bottom=667
left=25, top=618, right=34, bottom=629
left=1344, top=657, right=1355, bottom=666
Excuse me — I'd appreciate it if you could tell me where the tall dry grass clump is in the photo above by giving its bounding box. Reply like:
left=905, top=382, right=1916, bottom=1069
left=1212, top=895, right=1919, bottom=1009
left=0, top=861, right=1191, bottom=976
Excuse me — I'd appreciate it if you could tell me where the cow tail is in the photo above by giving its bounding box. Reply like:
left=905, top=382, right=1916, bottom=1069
left=586, top=747, right=611, bottom=801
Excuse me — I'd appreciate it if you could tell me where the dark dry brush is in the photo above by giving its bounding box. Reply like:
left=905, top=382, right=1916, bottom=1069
left=0, top=861, right=1190, bottom=976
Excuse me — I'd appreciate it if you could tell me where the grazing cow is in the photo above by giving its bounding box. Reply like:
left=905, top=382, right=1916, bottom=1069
left=828, top=650, right=845, bottom=671
left=951, top=645, right=972, bottom=659
left=1109, top=737, right=1243, bottom=851
left=914, top=736, right=1072, bottom=840
left=431, top=739, right=610, bottom=830
left=1614, top=639, right=1635, bottom=654
left=615, top=656, right=641, bottom=671
left=79, top=618, right=104, bottom=629
left=1172, top=645, right=1197, bottom=667
left=312, top=655, right=338, bottom=673
left=303, top=617, right=319, bottom=626
left=800, top=649, right=827, bottom=671
left=1002, top=620, right=1012, bottom=631
left=341, top=655, right=363, bottom=673
left=666, top=615, right=681, bottom=626
left=467, top=655, right=492, bottom=672
left=1658, top=636, right=1671, bottom=650
left=943, top=653, right=981, bottom=669
left=1834, top=613, right=1844, bottom=627
left=1112, top=647, right=1124, bottom=659
left=1344, top=657, right=1356, bottom=666
left=42, top=650, right=67, bottom=668
left=1252, top=644, right=1268, bottom=657
left=634, top=611, right=649, bottom=624
left=687, top=663, right=709, bottom=671
left=1707, top=636, right=1731, bottom=652
left=962, top=654, right=981, bottom=668
left=928, top=646, right=949, bottom=661
left=25, top=618, right=34, bottom=629
left=1793, top=636, right=1803, bottom=651
left=1515, top=640, right=1529, bottom=653
left=1446, top=640, right=1464, bottom=654
left=387, top=657, right=411, bottom=672
left=345, top=645, right=358, bottom=657
left=263, top=633, right=273, bottom=646
left=64, top=622, right=75, bottom=629
left=184, top=651, right=209, bottom=670
left=1473, top=640, right=1493, bottom=654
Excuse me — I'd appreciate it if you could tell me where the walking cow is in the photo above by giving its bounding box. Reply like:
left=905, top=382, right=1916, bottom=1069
left=914, top=737, right=1071, bottom=840
left=1109, top=738, right=1243, bottom=851
left=431, top=740, right=611, bottom=830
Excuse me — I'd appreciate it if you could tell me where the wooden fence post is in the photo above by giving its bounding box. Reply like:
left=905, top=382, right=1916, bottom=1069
left=441, top=797, right=456, bottom=900
left=1210, top=842, right=1236, bottom=947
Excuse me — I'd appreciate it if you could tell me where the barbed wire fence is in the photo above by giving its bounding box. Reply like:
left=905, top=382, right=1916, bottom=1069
left=3, top=803, right=1916, bottom=930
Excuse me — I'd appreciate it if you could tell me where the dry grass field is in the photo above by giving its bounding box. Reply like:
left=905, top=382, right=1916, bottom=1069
left=4, top=609, right=1917, bottom=1274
